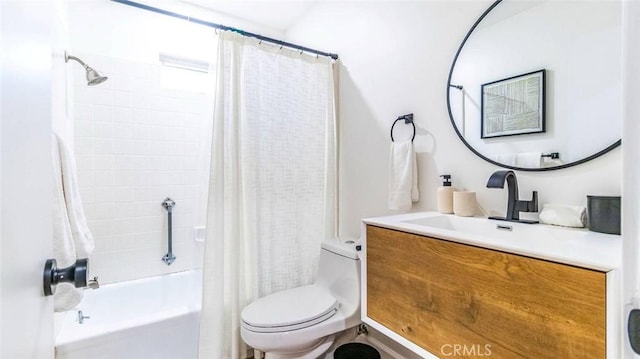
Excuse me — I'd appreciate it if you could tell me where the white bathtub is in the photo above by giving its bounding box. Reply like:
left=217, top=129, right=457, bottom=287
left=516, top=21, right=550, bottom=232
left=55, top=270, right=202, bottom=359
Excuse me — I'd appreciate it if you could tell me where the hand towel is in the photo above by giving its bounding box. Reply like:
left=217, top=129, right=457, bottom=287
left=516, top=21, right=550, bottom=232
left=539, top=204, right=587, bottom=228
left=388, top=141, right=419, bottom=210
left=516, top=152, right=542, bottom=168
left=52, top=134, right=94, bottom=311
left=489, top=153, right=517, bottom=166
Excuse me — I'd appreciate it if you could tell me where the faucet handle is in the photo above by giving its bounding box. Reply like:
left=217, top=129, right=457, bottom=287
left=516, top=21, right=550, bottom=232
left=530, top=191, right=538, bottom=212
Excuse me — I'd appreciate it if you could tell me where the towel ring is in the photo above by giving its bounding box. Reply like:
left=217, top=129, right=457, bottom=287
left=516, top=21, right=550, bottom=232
left=390, top=113, right=416, bottom=142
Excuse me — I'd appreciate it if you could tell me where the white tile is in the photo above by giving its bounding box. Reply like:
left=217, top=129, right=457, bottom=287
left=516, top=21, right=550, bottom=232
left=113, top=90, right=133, bottom=108
left=94, top=203, right=115, bottom=220
left=114, top=123, right=134, bottom=139
left=94, top=105, right=114, bottom=123
left=93, top=219, right=114, bottom=237
left=94, top=186, right=115, bottom=203
left=113, top=219, right=134, bottom=236
left=93, top=88, right=114, bottom=106
left=115, top=156, right=134, bottom=171
left=134, top=125, right=151, bottom=140
left=77, top=170, right=95, bottom=188
left=95, top=171, right=115, bottom=187
left=114, top=171, right=134, bottom=186
left=94, top=121, right=115, bottom=138
left=114, top=107, right=134, bottom=123
left=133, top=109, right=152, bottom=124
left=94, top=139, right=114, bottom=154
left=75, top=120, right=94, bottom=137
left=74, top=86, right=94, bottom=104
left=74, top=104, right=93, bottom=121
left=75, top=154, right=94, bottom=171
left=74, top=137, right=93, bottom=154
left=79, top=187, right=95, bottom=204
left=114, top=187, right=134, bottom=201
left=113, top=202, right=134, bottom=219
left=114, top=139, right=134, bottom=155
left=94, top=154, right=115, bottom=171
left=110, top=73, right=132, bottom=92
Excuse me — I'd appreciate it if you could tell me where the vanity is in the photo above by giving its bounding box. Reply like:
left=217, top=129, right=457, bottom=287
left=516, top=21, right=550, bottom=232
left=360, top=212, right=622, bottom=358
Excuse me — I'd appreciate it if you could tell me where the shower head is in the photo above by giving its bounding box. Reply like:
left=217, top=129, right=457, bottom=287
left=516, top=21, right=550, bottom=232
left=64, top=51, right=108, bottom=86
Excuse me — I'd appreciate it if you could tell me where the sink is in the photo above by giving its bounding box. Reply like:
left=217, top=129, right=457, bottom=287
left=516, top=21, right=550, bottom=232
left=363, top=212, right=621, bottom=271
left=402, top=215, right=552, bottom=241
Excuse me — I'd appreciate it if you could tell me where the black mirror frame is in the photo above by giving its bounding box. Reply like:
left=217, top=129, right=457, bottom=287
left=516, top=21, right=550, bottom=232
left=446, top=0, right=621, bottom=172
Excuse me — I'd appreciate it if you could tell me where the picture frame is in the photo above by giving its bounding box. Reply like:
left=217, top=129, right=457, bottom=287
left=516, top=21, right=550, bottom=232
left=481, top=69, right=545, bottom=139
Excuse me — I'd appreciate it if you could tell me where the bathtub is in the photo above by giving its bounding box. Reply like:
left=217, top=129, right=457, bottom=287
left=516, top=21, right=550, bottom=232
left=55, top=270, right=202, bottom=359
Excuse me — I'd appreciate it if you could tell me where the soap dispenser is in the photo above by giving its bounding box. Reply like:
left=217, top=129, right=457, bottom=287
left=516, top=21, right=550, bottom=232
left=437, top=174, right=454, bottom=214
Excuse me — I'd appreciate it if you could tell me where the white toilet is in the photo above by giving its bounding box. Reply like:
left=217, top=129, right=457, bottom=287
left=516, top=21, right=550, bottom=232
left=240, top=240, right=361, bottom=359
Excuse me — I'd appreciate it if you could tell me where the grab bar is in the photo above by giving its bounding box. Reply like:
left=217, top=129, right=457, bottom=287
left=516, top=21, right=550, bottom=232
left=161, top=198, right=176, bottom=265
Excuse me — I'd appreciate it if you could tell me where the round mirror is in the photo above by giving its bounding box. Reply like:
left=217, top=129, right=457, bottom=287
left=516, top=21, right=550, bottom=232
left=447, top=0, right=621, bottom=171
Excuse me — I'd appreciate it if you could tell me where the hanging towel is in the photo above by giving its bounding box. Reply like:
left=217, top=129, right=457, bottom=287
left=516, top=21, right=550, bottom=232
left=516, top=152, right=542, bottom=168
left=388, top=140, right=419, bottom=210
left=489, top=153, right=517, bottom=166
left=52, top=134, right=95, bottom=311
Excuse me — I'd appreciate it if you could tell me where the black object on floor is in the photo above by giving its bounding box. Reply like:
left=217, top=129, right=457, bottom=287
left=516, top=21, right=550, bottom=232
left=334, top=342, right=381, bottom=359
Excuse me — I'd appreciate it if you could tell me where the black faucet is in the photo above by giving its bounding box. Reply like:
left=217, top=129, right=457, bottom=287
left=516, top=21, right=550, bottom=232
left=486, top=170, right=539, bottom=224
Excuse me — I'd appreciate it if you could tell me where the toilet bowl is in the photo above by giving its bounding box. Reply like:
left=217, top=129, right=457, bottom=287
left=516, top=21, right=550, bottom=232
left=241, top=240, right=361, bottom=359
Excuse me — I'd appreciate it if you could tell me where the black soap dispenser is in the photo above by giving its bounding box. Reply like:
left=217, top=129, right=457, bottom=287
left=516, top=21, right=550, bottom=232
left=437, top=174, right=454, bottom=214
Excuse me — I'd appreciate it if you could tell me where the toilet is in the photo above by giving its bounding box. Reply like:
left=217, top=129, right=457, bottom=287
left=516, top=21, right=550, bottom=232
left=240, top=240, right=361, bottom=359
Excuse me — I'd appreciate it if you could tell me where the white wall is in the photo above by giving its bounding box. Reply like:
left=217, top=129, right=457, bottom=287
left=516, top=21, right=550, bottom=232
left=286, top=1, right=622, bottom=238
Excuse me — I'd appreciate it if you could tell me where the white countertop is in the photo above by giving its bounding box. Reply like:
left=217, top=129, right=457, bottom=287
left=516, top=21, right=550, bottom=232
left=362, top=211, right=622, bottom=271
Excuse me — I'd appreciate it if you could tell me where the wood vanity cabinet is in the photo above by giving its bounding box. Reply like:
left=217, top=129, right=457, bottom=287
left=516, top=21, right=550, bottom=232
left=366, top=225, right=606, bottom=359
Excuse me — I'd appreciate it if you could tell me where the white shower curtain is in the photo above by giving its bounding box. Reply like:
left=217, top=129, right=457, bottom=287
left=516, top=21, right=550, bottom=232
left=198, top=31, right=337, bottom=359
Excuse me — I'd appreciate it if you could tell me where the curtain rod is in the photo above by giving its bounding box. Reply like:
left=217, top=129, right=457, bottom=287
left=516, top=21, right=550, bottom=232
left=110, top=0, right=339, bottom=60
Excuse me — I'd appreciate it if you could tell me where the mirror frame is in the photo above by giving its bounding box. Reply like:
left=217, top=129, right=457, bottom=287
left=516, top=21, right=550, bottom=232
left=446, top=0, right=621, bottom=172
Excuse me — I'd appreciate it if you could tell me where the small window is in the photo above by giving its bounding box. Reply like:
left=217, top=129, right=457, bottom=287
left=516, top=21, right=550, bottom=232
left=159, top=53, right=212, bottom=93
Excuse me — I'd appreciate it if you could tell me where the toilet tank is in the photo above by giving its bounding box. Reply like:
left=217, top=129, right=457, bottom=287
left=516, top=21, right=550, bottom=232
left=315, top=240, right=361, bottom=308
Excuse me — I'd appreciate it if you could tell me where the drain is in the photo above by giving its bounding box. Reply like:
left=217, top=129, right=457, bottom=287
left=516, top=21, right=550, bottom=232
left=334, top=343, right=380, bottom=359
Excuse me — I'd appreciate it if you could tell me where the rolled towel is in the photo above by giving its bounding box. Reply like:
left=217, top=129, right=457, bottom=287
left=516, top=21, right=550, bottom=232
left=539, top=204, right=587, bottom=228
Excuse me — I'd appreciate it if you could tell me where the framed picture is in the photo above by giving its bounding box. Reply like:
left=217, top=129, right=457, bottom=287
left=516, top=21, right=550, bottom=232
left=481, top=69, right=545, bottom=139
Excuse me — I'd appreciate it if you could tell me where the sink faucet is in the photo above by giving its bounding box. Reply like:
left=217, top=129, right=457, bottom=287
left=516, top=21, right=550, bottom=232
left=486, top=170, right=538, bottom=224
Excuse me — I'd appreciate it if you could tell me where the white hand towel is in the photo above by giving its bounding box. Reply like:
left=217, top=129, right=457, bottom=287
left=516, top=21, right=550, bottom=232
left=52, top=134, right=95, bottom=311
left=489, top=153, right=517, bottom=166
left=388, top=141, right=419, bottom=210
left=516, top=152, right=542, bottom=168
left=539, top=204, right=587, bottom=228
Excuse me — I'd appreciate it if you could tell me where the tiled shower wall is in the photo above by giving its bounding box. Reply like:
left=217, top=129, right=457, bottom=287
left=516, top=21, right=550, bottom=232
left=72, top=53, right=212, bottom=284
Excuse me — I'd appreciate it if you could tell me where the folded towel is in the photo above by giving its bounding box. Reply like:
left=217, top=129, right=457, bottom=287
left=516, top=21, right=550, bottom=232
left=388, top=141, right=419, bottom=210
left=516, top=152, right=542, bottom=168
left=52, top=134, right=94, bottom=311
left=539, top=204, right=587, bottom=228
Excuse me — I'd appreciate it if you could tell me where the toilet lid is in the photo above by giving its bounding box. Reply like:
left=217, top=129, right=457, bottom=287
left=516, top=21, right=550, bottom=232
left=241, top=285, right=338, bottom=333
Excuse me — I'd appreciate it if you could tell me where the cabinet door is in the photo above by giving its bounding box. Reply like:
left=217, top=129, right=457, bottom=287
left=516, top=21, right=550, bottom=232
left=366, top=226, right=606, bottom=359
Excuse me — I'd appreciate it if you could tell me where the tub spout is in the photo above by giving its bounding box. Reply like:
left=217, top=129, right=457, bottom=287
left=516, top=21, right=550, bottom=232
left=87, top=276, right=100, bottom=290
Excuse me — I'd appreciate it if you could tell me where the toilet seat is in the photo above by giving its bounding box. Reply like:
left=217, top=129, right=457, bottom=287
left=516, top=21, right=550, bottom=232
left=241, top=285, right=338, bottom=333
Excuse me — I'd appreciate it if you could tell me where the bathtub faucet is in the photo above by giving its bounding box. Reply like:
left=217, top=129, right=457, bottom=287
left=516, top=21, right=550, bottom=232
left=87, top=276, right=100, bottom=290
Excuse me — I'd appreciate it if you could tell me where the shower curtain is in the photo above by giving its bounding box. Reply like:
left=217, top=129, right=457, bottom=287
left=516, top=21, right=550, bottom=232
left=198, top=31, right=337, bottom=359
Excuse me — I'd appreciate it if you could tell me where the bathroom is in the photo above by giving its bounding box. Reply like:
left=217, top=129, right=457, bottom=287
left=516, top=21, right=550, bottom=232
left=1, top=0, right=639, bottom=358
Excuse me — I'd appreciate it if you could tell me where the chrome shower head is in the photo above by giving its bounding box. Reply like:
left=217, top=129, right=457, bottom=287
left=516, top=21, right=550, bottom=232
left=64, top=51, right=108, bottom=86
